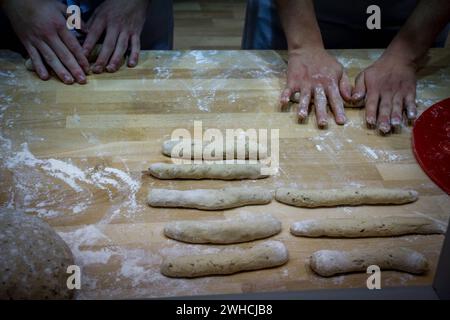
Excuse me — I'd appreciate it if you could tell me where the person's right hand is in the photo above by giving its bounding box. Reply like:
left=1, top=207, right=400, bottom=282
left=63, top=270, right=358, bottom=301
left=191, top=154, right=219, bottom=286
left=3, top=0, right=90, bottom=84
left=350, top=52, right=418, bottom=134
left=280, top=47, right=352, bottom=128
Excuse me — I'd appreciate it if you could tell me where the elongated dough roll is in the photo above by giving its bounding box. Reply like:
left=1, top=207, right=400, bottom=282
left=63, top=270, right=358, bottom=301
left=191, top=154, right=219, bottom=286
left=148, top=187, right=273, bottom=210
left=162, top=139, right=267, bottom=160
left=290, top=216, right=446, bottom=238
left=148, top=163, right=268, bottom=180
left=161, top=240, right=288, bottom=278
left=276, top=188, right=418, bottom=207
left=164, top=214, right=281, bottom=244
left=310, top=247, right=429, bottom=277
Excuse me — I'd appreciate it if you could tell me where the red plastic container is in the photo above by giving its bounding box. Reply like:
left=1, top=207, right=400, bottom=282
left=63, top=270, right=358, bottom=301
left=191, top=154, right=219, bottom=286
left=412, top=97, right=450, bottom=194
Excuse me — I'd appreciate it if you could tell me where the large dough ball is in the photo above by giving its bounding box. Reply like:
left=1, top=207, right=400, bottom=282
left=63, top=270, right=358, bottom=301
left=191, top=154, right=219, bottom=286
left=0, top=209, right=75, bottom=299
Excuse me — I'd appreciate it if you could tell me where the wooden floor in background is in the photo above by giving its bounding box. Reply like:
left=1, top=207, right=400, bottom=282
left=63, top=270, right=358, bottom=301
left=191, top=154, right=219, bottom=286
left=173, top=0, right=450, bottom=50
left=174, top=0, right=246, bottom=50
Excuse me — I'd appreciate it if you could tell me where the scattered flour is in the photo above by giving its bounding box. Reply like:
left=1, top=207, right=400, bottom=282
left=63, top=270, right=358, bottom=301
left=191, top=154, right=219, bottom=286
left=118, top=249, right=163, bottom=287
left=310, top=131, right=345, bottom=154
left=359, top=145, right=379, bottom=160
left=181, top=51, right=284, bottom=112
left=153, top=66, right=171, bottom=80
left=358, top=145, right=406, bottom=162
left=367, top=50, right=383, bottom=61
left=1, top=139, right=142, bottom=219
left=291, top=220, right=316, bottom=234
left=57, top=225, right=203, bottom=298
left=0, top=70, right=15, bottom=78
left=58, top=225, right=114, bottom=266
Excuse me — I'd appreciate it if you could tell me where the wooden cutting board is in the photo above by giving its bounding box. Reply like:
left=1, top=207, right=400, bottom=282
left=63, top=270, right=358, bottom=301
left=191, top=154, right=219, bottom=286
left=0, top=49, right=449, bottom=299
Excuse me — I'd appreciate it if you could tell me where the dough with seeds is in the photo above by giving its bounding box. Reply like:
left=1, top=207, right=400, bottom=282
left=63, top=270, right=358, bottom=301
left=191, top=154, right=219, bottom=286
left=148, top=187, right=272, bottom=210
left=276, top=188, right=418, bottom=207
left=310, top=247, right=428, bottom=277
left=290, top=216, right=445, bottom=238
left=148, top=162, right=268, bottom=180
left=164, top=214, right=281, bottom=244
left=162, top=139, right=267, bottom=160
left=161, top=240, right=288, bottom=278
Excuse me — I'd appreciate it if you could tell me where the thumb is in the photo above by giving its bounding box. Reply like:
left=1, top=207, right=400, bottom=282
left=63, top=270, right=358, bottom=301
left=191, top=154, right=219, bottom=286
left=339, top=72, right=352, bottom=102
left=352, top=72, right=366, bottom=102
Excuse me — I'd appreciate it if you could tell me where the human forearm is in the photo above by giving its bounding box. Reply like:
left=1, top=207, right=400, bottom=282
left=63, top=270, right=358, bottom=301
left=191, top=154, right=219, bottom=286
left=350, top=0, right=450, bottom=133
left=83, top=0, right=149, bottom=71
left=277, top=0, right=352, bottom=125
left=383, top=0, right=450, bottom=64
left=276, top=0, right=323, bottom=50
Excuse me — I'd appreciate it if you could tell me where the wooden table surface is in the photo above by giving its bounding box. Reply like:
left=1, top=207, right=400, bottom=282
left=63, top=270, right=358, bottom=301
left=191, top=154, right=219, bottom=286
left=0, top=49, right=449, bottom=299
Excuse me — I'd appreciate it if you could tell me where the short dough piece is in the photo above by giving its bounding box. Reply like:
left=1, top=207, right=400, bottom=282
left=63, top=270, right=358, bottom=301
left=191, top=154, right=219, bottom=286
left=148, top=162, right=268, bottom=180
left=148, top=187, right=273, bottom=210
left=162, top=139, right=267, bottom=160
left=276, top=188, right=418, bottom=207
left=310, top=247, right=429, bottom=277
left=0, top=209, right=74, bottom=299
left=164, top=214, right=281, bottom=244
left=161, top=240, right=288, bottom=278
left=290, top=216, right=446, bottom=238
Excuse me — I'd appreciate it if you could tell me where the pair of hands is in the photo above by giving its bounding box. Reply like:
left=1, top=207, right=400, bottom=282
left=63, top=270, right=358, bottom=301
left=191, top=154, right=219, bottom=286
left=281, top=47, right=418, bottom=133
left=4, top=0, right=148, bottom=84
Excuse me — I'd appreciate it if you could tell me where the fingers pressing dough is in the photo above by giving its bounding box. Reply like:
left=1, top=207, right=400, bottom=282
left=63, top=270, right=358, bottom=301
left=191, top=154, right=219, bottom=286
left=161, top=240, right=288, bottom=278
left=290, top=216, right=446, bottom=238
left=164, top=214, right=281, bottom=244
left=148, top=162, right=268, bottom=180
left=25, top=45, right=124, bottom=72
left=276, top=188, right=418, bottom=207
left=148, top=187, right=273, bottom=210
left=310, top=247, right=429, bottom=277
left=290, top=92, right=364, bottom=108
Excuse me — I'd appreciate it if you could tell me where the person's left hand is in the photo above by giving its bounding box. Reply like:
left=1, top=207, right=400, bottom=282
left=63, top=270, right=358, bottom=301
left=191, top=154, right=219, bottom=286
left=351, top=53, right=418, bottom=134
left=82, top=0, right=149, bottom=73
